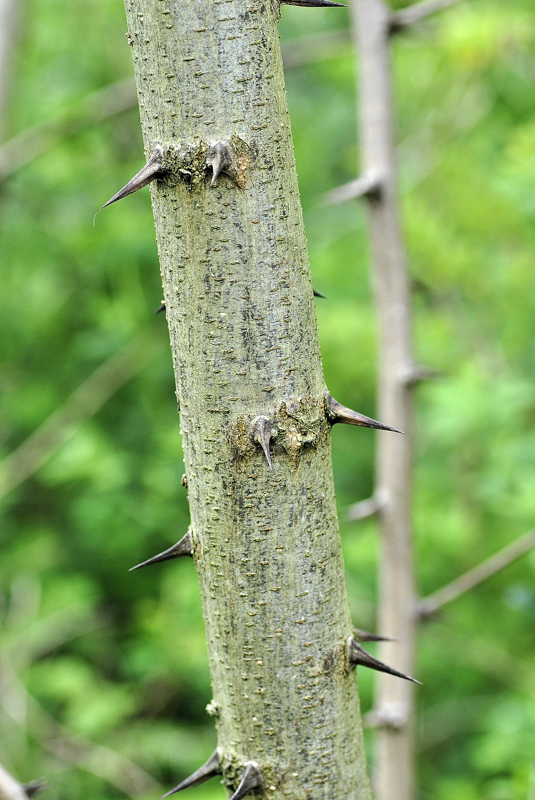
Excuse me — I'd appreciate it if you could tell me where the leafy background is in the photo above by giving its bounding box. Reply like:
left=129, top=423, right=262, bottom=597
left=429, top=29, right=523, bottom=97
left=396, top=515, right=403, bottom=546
left=1, top=1, right=535, bottom=799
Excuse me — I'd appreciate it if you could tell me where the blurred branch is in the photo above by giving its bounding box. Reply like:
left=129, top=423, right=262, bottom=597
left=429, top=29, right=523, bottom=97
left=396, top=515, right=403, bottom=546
left=416, top=528, right=535, bottom=619
left=389, top=0, right=463, bottom=33
left=0, top=330, right=161, bottom=500
left=322, top=170, right=383, bottom=205
left=0, top=78, right=137, bottom=181
left=0, top=32, right=351, bottom=182
left=0, top=664, right=159, bottom=798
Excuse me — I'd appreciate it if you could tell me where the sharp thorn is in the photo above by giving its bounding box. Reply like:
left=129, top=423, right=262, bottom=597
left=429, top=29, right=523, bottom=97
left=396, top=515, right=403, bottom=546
left=313, top=289, right=326, bottom=298
left=281, top=0, right=346, bottom=6
left=353, top=627, right=394, bottom=643
left=206, top=141, right=233, bottom=187
left=251, top=416, right=273, bottom=470
left=348, top=638, right=422, bottom=685
left=155, top=301, right=166, bottom=315
left=159, top=750, right=221, bottom=800
left=229, top=763, right=263, bottom=800
left=129, top=530, right=193, bottom=571
left=100, top=147, right=164, bottom=210
left=325, top=392, right=403, bottom=434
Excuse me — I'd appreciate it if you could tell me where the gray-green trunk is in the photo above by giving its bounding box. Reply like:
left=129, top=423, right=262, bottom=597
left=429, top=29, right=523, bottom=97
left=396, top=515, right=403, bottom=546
left=122, top=0, right=371, bottom=798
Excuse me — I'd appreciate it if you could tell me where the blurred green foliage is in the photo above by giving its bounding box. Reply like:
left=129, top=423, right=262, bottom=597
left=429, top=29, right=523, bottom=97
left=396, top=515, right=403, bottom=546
left=1, top=1, right=535, bottom=799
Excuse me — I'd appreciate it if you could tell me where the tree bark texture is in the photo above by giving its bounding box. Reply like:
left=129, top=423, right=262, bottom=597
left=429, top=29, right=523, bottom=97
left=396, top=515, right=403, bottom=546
left=351, top=1, right=417, bottom=799
left=122, top=1, right=372, bottom=798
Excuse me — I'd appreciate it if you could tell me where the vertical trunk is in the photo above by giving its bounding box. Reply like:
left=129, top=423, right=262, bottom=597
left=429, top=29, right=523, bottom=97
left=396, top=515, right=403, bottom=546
left=350, top=1, right=417, bottom=799
left=121, top=0, right=373, bottom=798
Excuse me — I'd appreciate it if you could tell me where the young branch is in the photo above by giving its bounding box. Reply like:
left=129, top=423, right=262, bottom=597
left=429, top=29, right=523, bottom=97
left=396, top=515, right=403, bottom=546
left=416, top=529, right=535, bottom=620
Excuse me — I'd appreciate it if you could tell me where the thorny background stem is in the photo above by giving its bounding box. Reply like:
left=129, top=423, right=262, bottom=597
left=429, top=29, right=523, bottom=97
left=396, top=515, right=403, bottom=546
left=351, top=1, right=416, bottom=798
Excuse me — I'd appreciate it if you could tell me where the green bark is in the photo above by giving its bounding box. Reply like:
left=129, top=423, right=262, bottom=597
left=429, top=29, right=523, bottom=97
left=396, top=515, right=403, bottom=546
left=122, top=0, right=372, bottom=797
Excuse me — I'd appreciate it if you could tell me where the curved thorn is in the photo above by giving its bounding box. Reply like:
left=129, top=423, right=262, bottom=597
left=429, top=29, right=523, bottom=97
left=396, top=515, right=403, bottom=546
left=100, top=147, right=164, bottom=210
left=313, top=289, right=326, bottom=298
left=206, top=141, right=233, bottom=187
left=348, top=638, right=422, bottom=685
left=251, top=416, right=273, bottom=470
left=325, top=392, right=402, bottom=434
left=155, top=301, right=166, bottom=315
left=129, top=530, right=193, bottom=571
left=159, top=750, right=221, bottom=800
left=229, top=763, right=263, bottom=800
left=353, top=627, right=394, bottom=643
left=281, top=0, right=346, bottom=6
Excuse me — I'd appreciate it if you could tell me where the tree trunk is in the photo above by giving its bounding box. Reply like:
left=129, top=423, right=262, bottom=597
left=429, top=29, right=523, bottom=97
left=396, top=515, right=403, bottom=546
left=118, top=0, right=375, bottom=797
left=350, top=1, right=417, bottom=799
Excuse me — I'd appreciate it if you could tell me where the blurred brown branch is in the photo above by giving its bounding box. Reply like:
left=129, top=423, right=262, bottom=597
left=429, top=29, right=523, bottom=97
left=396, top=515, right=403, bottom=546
left=0, top=33, right=352, bottom=182
left=0, top=330, right=161, bottom=500
left=0, top=78, right=137, bottom=181
left=1, top=664, right=159, bottom=798
left=416, top=529, right=535, bottom=619
left=389, top=0, right=463, bottom=32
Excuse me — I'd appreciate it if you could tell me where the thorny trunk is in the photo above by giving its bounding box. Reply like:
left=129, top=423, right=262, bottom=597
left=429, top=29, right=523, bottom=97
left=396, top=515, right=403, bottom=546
left=351, top=1, right=417, bottom=799
left=118, top=0, right=383, bottom=798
